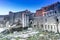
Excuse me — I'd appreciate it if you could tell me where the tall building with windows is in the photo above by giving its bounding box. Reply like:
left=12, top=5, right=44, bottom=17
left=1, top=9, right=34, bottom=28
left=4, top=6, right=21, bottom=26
left=0, top=10, right=33, bottom=28
left=34, top=2, right=60, bottom=33
left=9, top=10, right=31, bottom=27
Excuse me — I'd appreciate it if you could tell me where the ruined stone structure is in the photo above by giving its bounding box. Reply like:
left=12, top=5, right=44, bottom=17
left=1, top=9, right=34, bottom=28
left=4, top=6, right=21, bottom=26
left=34, top=2, right=60, bottom=33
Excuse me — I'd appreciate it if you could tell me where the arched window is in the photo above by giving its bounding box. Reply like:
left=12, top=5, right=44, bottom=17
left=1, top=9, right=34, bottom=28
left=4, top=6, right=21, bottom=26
left=48, top=25, right=49, bottom=29
left=45, top=19, right=47, bottom=22
left=56, top=18, right=59, bottom=23
left=34, top=25, right=36, bottom=27
left=55, top=11, right=57, bottom=13
left=45, top=25, right=47, bottom=29
left=51, top=25, right=52, bottom=29
left=54, top=16, right=59, bottom=23
left=54, top=25, right=55, bottom=30
left=41, top=24, right=43, bottom=28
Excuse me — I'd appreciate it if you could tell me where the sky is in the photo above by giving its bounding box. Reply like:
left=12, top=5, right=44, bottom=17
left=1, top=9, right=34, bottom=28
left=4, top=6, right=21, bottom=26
left=0, top=0, right=60, bottom=15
